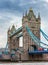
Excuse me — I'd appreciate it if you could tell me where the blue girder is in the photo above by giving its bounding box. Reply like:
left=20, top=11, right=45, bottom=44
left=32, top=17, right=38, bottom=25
left=28, top=50, right=48, bottom=54
left=9, top=27, right=22, bottom=38
left=26, top=26, right=48, bottom=49
left=40, top=29, right=48, bottom=41
left=1, top=26, right=48, bottom=55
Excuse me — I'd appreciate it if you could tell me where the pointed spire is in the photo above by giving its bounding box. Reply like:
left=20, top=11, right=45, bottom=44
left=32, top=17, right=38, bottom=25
left=11, top=24, right=16, bottom=33
left=7, top=27, right=11, bottom=35
left=25, top=10, right=27, bottom=16
left=38, top=12, right=41, bottom=20
left=28, top=7, right=34, bottom=15
left=23, top=12, right=24, bottom=17
left=29, top=7, right=33, bottom=12
left=28, top=7, right=36, bottom=20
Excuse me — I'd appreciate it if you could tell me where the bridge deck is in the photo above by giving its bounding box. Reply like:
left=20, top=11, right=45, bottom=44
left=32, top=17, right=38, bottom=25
left=28, top=50, right=48, bottom=54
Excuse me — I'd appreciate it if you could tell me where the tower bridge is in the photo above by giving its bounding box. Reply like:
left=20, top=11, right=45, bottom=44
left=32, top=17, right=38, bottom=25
left=1, top=8, right=48, bottom=61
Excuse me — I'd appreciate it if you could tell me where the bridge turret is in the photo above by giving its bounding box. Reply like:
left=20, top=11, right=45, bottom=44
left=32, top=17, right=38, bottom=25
left=11, top=24, right=16, bottom=34
left=28, top=7, right=36, bottom=20
left=38, top=13, right=41, bottom=20
left=22, top=7, right=41, bottom=60
left=25, top=10, right=27, bottom=17
left=7, top=27, right=11, bottom=36
left=37, top=13, right=41, bottom=24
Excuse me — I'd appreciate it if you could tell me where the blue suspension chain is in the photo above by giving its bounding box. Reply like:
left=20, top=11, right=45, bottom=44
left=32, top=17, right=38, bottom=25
left=26, top=26, right=48, bottom=49
left=40, top=29, right=48, bottom=41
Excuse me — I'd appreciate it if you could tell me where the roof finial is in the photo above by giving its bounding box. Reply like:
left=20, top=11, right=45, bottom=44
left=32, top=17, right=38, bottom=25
left=29, top=7, right=33, bottom=12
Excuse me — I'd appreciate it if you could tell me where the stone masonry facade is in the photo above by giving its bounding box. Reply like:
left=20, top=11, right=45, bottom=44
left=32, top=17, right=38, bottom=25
left=7, top=8, right=48, bottom=61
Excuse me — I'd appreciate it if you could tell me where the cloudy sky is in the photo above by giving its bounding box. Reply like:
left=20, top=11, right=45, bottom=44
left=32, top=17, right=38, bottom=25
left=0, top=0, right=48, bottom=48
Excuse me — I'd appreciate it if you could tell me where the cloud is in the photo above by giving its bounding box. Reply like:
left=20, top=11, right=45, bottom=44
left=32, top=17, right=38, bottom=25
left=10, top=16, right=22, bottom=29
left=0, top=0, right=22, bottom=14
left=43, top=0, right=48, bottom=3
left=0, top=0, right=48, bottom=48
left=0, top=11, right=22, bottom=48
left=19, top=0, right=37, bottom=6
left=0, top=34, right=7, bottom=48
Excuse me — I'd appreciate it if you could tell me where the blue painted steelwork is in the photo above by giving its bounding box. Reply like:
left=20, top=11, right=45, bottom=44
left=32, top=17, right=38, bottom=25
left=3, top=43, right=9, bottom=55
left=11, top=48, right=19, bottom=55
left=28, top=50, right=48, bottom=54
left=3, top=51, right=9, bottom=55
left=26, top=26, right=48, bottom=54
left=40, top=29, right=48, bottom=41
left=16, top=33, right=23, bottom=38
left=9, top=27, right=22, bottom=38
left=0, top=43, right=9, bottom=55
left=0, top=52, right=3, bottom=57
left=26, top=26, right=48, bottom=49
left=5, top=43, right=8, bottom=51
left=0, top=52, right=2, bottom=55
left=15, top=48, right=24, bottom=53
left=3, top=26, right=48, bottom=55
left=16, top=48, right=19, bottom=51
left=0, top=52, right=2, bottom=58
left=11, top=48, right=23, bottom=57
left=9, top=26, right=48, bottom=41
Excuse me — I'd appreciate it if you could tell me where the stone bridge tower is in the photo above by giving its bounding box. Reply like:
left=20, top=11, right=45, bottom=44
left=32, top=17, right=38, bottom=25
left=7, top=25, right=19, bottom=61
left=7, top=25, right=18, bottom=51
left=7, top=8, right=48, bottom=61
left=22, top=8, right=41, bottom=60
